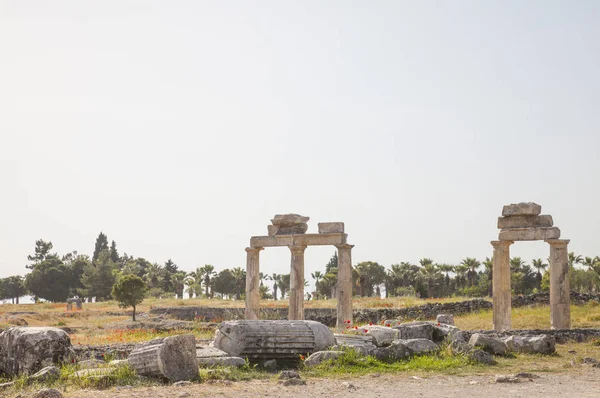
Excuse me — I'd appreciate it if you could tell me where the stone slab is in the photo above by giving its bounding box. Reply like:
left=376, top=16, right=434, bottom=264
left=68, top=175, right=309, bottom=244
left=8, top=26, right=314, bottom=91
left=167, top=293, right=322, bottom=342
left=498, top=227, right=560, bottom=241
left=250, top=233, right=346, bottom=248
left=318, top=222, right=345, bottom=234
left=271, top=214, right=310, bottom=227
left=497, top=215, right=553, bottom=229
left=501, top=202, right=541, bottom=217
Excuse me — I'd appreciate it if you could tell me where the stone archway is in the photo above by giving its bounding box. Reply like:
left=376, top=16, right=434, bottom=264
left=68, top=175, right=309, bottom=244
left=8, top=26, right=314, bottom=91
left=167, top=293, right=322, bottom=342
left=245, top=214, right=354, bottom=331
left=492, top=202, right=570, bottom=331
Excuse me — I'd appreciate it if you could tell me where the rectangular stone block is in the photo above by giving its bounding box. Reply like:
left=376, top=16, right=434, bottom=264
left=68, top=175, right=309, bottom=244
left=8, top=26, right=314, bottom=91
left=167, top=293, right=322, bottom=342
left=498, top=227, right=560, bottom=241
left=501, top=202, right=541, bottom=217
left=267, top=225, right=278, bottom=236
left=318, top=222, right=344, bottom=234
left=497, top=215, right=553, bottom=229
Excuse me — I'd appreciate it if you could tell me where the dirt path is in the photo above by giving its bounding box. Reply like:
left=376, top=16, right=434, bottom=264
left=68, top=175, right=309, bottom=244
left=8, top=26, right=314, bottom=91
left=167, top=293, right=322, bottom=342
left=64, top=368, right=600, bottom=398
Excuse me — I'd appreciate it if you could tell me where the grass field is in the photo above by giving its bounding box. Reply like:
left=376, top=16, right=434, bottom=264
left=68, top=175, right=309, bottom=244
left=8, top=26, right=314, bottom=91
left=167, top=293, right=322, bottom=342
left=2, top=297, right=600, bottom=345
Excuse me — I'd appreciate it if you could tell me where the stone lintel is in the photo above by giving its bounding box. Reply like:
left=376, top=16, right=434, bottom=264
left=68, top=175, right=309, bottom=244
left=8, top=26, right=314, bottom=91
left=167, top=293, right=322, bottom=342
left=250, top=233, right=347, bottom=248
left=545, top=238, right=570, bottom=247
left=318, top=222, right=345, bottom=234
left=499, top=227, right=560, bottom=241
left=497, top=215, right=553, bottom=229
left=502, top=202, right=542, bottom=217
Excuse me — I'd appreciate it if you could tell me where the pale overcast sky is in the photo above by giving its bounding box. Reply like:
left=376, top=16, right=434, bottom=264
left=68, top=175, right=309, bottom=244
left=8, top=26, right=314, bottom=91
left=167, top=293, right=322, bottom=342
left=1, top=1, right=599, bottom=288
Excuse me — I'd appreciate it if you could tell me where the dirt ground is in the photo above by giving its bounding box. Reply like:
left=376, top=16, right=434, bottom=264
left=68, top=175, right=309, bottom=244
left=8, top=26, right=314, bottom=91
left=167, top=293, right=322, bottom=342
left=63, top=368, right=600, bottom=398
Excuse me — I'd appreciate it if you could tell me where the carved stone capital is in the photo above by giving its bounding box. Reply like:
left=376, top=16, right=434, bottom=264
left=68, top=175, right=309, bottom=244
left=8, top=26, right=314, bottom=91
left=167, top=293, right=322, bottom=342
left=246, top=247, right=264, bottom=253
left=335, top=243, right=355, bottom=251
left=491, top=240, right=513, bottom=249
left=288, top=245, right=307, bottom=254
left=545, top=239, right=570, bottom=248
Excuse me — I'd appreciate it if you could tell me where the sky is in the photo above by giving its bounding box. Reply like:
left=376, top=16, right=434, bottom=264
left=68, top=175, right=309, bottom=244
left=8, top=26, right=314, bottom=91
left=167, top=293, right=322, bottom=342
left=1, top=1, right=599, bottom=293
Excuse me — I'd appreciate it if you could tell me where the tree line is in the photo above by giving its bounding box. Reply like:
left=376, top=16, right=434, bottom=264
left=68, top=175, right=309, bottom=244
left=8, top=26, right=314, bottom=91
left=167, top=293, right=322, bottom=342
left=2, top=232, right=600, bottom=303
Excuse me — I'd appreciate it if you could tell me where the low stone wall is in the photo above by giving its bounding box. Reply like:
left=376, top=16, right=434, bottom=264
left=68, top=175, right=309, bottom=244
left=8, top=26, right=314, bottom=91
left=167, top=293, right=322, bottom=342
left=150, top=292, right=600, bottom=327
left=471, top=328, right=600, bottom=344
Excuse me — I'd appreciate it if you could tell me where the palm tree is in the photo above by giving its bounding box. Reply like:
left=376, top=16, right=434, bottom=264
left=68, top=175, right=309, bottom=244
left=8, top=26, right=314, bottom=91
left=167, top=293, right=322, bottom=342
left=531, top=258, right=548, bottom=290
left=568, top=252, right=583, bottom=268
left=278, top=274, right=290, bottom=299
left=510, top=257, right=526, bottom=273
left=482, top=257, right=493, bottom=296
left=419, top=262, right=441, bottom=298
left=460, top=257, right=481, bottom=287
left=172, top=272, right=187, bottom=299
left=144, top=263, right=163, bottom=289
left=200, top=264, right=216, bottom=297
left=311, top=271, right=323, bottom=299
left=437, top=264, right=454, bottom=286
left=270, top=273, right=280, bottom=300
left=230, top=267, right=246, bottom=300
left=454, top=264, right=469, bottom=289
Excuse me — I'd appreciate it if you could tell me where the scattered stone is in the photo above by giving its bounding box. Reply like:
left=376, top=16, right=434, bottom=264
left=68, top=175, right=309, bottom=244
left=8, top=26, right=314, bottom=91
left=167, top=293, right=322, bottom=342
left=504, top=335, right=555, bottom=355
left=32, top=388, right=63, bottom=398
left=0, top=327, right=72, bottom=376
left=502, top=202, right=542, bottom=217
left=304, top=351, right=345, bottom=367
left=393, top=322, right=433, bottom=340
left=128, top=334, right=198, bottom=381
left=173, top=381, right=192, bottom=387
left=372, top=340, right=412, bottom=361
left=278, top=370, right=301, bottom=380
left=497, top=215, right=553, bottom=229
left=432, top=323, right=460, bottom=342
left=469, top=333, right=508, bottom=355
left=468, top=349, right=496, bottom=365
left=411, top=375, right=424, bottom=380
left=178, top=393, right=191, bottom=398
left=582, top=357, right=599, bottom=365
left=449, top=340, right=473, bottom=355
left=28, top=366, right=61, bottom=383
left=280, top=378, right=307, bottom=386
left=399, top=339, right=438, bottom=354
left=436, top=314, right=454, bottom=325
left=109, top=359, right=129, bottom=368
left=7, top=316, right=28, bottom=326
left=568, top=350, right=577, bottom=354
left=514, top=372, right=541, bottom=380
left=334, top=334, right=376, bottom=356
left=359, top=325, right=399, bottom=347
left=341, top=381, right=356, bottom=390
left=469, top=380, right=478, bottom=385
left=317, top=222, right=344, bottom=234
left=262, top=359, right=278, bottom=371
left=78, top=359, right=106, bottom=369
left=197, top=356, right=246, bottom=367
left=495, top=375, right=521, bottom=383
left=499, top=227, right=560, bottom=241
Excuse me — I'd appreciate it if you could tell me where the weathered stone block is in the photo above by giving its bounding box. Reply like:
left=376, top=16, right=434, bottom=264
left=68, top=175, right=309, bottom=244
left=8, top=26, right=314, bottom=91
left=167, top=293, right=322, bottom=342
left=502, top=202, right=541, bottom=217
left=304, top=351, right=344, bottom=366
left=358, top=325, right=399, bottom=347
left=271, top=214, right=310, bottom=226
left=128, top=334, right=198, bottom=381
left=318, top=222, right=344, bottom=234
left=267, top=225, right=278, bottom=236
left=276, top=224, right=308, bottom=235
left=436, top=314, right=455, bottom=325
left=333, top=334, right=376, bottom=356
left=497, top=215, right=553, bottom=229
left=504, top=335, right=555, bottom=355
left=499, top=227, right=560, bottom=241
left=393, top=322, right=433, bottom=340
left=0, top=327, right=72, bottom=376
left=469, top=333, right=507, bottom=355
left=468, top=349, right=496, bottom=365
left=398, top=339, right=438, bottom=354
left=197, top=356, right=246, bottom=367
left=372, top=340, right=412, bottom=361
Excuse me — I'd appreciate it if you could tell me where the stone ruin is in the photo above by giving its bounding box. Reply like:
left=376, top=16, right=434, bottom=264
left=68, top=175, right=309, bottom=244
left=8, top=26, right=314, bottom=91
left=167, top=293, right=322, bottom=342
left=492, top=202, right=570, bottom=331
left=245, top=214, right=354, bottom=330
left=66, top=298, right=82, bottom=311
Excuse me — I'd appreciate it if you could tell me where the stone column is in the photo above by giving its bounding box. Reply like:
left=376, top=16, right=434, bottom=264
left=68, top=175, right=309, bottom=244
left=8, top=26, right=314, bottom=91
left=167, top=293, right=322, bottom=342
left=491, top=240, right=513, bottom=331
left=288, top=245, right=307, bottom=320
left=245, top=247, right=263, bottom=320
left=547, top=239, right=571, bottom=329
left=335, top=244, right=354, bottom=331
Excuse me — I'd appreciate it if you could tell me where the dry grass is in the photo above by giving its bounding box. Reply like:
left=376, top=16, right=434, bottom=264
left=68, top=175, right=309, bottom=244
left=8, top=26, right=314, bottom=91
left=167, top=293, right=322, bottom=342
left=454, top=301, right=600, bottom=330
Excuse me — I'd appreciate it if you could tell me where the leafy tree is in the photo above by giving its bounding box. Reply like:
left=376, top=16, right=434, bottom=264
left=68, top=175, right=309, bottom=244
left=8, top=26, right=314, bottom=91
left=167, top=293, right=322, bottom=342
left=161, top=259, right=179, bottom=294
left=80, top=250, right=117, bottom=301
left=213, top=269, right=236, bottom=298
left=112, top=274, right=147, bottom=321
left=0, top=276, right=27, bottom=303
left=64, top=253, right=91, bottom=297
left=26, top=239, right=54, bottom=269
left=25, top=257, right=71, bottom=302
left=353, top=261, right=386, bottom=297
left=325, top=252, right=338, bottom=273
left=109, top=240, right=120, bottom=263
left=92, top=232, right=109, bottom=262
